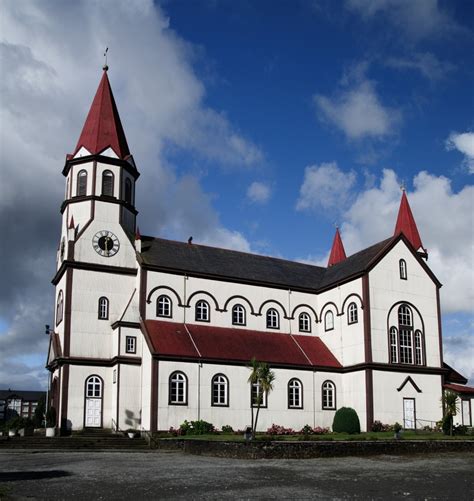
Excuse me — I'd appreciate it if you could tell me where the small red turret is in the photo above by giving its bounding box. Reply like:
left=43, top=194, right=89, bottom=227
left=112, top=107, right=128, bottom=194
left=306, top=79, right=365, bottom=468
left=328, top=227, right=347, bottom=267
left=394, top=189, right=426, bottom=255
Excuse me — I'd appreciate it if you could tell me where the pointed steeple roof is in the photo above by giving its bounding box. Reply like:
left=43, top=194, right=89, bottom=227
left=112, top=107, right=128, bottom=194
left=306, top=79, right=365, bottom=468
left=328, top=228, right=347, bottom=267
left=72, top=69, right=130, bottom=159
left=394, top=190, right=425, bottom=252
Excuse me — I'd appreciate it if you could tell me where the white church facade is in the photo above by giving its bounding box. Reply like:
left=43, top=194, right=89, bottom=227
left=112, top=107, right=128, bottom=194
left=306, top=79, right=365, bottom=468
left=47, top=69, right=473, bottom=433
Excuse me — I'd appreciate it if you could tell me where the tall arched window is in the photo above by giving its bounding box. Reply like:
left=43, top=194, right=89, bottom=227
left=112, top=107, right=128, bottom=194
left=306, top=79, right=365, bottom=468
left=77, top=170, right=87, bottom=196
left=266, top=308, right=279, bottom=329
left=232, top=304, right=246, bottom=325
left=288, top=378, right=303, bottom=409
left=322, top=380, right=336, bottom=410
left=398, top=305, right=413, bottom=364
left=399, top=259, right=407, bottom=280
left=56, top=290, right=64, bottom=326
left=169, top=371, right=187, bottom=405
left=195, top=300, right=210, bottom=322
left=98, top=297, right=109, bottom=320
left=157, top=295, right=172, bottom=318
left=124, top=178, right=132, bottom=204
left=414, top=330, right=423, bottom=365
left=101, top=170, right=114, bottom=196
left=86, top=375, right=102, bottom=398
left=347, top=303, right=358, bottom=324
left=390, top=326, right=399, bottom=363
left=324, top=311, right=334, bottom=331
left=211, top=374, right=229, bottom=406
left=298, top=312, right=311, bottom=332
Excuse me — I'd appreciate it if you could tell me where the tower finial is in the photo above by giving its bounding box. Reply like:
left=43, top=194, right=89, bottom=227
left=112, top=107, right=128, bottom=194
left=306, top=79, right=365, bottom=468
left=400, top=180, right=406, bottom=192
left=103, top=47, right=109, bottom=71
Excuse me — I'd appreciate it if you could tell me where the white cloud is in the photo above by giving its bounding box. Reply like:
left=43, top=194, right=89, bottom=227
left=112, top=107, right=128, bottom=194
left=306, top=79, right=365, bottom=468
left=296, top=162, right=357, bottom=213
left=314, top=80, right=400, bottom=140
left=446, top=132, right=474, bottom=174
left=247, top=181, right=272, bottom=204
left=386, top=52, right=455, bottom=81
left=346, top=0, right=462, bottom=41
left=341, top=169, right=474, bottom=314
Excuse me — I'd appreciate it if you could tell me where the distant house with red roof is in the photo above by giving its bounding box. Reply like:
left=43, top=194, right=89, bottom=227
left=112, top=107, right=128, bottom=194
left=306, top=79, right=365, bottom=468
left=46, top=69, right=473, bottom=433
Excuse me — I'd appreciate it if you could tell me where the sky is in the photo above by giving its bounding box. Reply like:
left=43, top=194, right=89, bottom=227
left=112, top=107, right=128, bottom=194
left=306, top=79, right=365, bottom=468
left=0, top=0, right=473, bottom=390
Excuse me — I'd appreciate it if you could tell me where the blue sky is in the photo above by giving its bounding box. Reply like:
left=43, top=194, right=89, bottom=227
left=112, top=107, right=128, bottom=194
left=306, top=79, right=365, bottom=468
left=0, top=0, right=473, bottom=389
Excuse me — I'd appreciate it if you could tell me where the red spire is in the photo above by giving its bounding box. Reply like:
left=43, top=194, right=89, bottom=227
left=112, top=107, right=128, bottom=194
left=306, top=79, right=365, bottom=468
left=328, top=228, right=346, bottom=267
left=394, top=190, right=424, bottom=252
left=72, top=70, right=130, bottom=159
left=135, top=227, right=141, bottom=240
left=68, top=216, right=75, bottom=229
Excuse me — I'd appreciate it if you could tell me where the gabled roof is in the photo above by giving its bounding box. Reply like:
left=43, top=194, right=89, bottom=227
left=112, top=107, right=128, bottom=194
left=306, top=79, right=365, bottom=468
left=143, top=320, right=341, bottom=369
left=328, top=228, right=346, bottom=267
left=443, top=383, right=474, bottom=395
left=71, top=70, right=130, bottom=159
left=394, top=191, right=425, bottom=252
left=139, top=235, right=397, bottom=292
left=443, top=362, right=468, bottom=385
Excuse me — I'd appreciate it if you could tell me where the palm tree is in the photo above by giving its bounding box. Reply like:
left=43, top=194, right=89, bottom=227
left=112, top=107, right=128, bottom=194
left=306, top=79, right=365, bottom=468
left=248, top=359, right=275, bottom=439
left=441, top=389, right=459, bottom=436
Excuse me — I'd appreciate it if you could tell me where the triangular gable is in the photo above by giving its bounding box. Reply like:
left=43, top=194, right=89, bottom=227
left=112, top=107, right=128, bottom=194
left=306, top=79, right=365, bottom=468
left=397, top=376, right=422, bottom=393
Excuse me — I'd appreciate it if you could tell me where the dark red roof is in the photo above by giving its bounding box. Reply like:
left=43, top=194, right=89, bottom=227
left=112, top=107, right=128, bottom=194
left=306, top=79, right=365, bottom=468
left=444, top=383, right=474, bottom=395
left=394, top=191, right=424, bottom=252
left=443, top=362, right=468, bottom=385
left=72, top=70, right=130, bottom=159
left=143, top=320, right=341, bottom=368
left=328, top=228, right=347, bottom=267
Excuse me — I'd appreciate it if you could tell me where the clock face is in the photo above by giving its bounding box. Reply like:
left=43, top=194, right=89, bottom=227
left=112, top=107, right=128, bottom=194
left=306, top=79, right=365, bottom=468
left=92, top=230, right=120, bottom=257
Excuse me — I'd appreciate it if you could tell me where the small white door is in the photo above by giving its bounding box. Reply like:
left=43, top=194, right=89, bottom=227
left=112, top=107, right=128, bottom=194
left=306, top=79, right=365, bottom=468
left=85, top=398, right=102, bottom=427
left=462, top=400, right=471, bottom=426
left=403, top=398, right=415, bottom=429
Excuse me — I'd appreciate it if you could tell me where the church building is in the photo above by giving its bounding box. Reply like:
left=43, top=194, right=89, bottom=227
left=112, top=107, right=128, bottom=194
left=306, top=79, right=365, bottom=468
left=47, top=68, right=473, bottom=433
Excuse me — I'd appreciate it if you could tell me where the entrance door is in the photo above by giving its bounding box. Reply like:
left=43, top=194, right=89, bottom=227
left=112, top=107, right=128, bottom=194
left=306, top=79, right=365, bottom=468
left=85, top=376, right=102, bottom=428
left=462, top=399, right=471, bottom=426
left=403, top=398, right=416, bottom=429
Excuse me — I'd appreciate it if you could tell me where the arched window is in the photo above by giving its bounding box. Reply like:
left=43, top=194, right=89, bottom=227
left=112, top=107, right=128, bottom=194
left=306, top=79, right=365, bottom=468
left=98, top=297, right=109, bottom=320
left=56, top=290, right=64, bottom=326
left=288, top=378, right=303, bottom=409
left=398, top=305, right=413, bottom=364
left=324, top=310, right=334, bottom=331
left=232, top=304, right=246, bottom=325
left=399, top=259, right=407, bottom=280
left=389, top=326, right=399, bottom=363
left=347, top=303, right=358, bottom=324
left=322, top=380, right=336, bottom=410
left=157, top=295, right=172, bottom=318
left=101, top=170, right=114, bottom=196
left=77, top=169, right=87, bottom=196
left=414, top=330, right=423, bottom=365
left=86, top=375, right=102, bottom=398
left=124, top=178, right=132, bottom=204
left=195, top=300, right=210, bottom=322
left=169, top=371, right=187, bottom=405
left=211, top=374, right=229, bottom=406
left=298, top=312, right=311, bottom=333
left=266, top=308, right=279, bottom=329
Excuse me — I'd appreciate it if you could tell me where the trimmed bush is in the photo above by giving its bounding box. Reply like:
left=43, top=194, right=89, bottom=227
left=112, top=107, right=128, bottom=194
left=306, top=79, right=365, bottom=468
left=221, top=425, right=234, bottom=433
left=332, top=407, right=361, bottom=434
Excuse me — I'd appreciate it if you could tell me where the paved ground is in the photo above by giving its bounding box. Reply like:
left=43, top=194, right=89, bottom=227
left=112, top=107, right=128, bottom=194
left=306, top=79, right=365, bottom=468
left=0, top=450, right=473, bottom=500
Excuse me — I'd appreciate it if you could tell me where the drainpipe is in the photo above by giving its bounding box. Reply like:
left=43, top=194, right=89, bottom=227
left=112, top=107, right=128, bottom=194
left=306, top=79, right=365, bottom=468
left=197, top=362, right=202, bottom=421
left=287, top=289, right=292, bottom=333
left=313, top=370, right=316, bottom=428
left=183, top=275, right=188, bottom=323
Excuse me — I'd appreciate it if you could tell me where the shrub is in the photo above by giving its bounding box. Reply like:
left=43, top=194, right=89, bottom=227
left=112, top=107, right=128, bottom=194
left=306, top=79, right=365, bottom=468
left=266, top=424, right=295, bottom=436
left=332, top=407, right=361, bottom=434
left=453, top=424, right=468, bottom=436
left=299, top=425, right=330, bottom=435
left=371, top=420, right=391, bottom=432
left=221, top=425, right=234, bottom=433
left=173, top=419, right=216, bottom=436
left=393, top=422, right=402, bottom=433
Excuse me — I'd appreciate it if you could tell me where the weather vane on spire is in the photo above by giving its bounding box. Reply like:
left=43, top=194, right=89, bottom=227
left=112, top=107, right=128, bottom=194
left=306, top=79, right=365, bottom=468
left=400, top=180, right=406, bottom=192
left=103, top=47, right=109, bottom=71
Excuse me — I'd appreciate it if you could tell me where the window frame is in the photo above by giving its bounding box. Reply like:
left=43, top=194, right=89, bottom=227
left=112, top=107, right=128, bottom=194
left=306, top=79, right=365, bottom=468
left=98, top=296, right=109, bottom=320
left=322, top=380, right=336, bottom=410
left=347, top=302, right=358, bottom=325
left=76, top=169, right=87, bottom=196
left=211, top=373, right=229, bottom=407
left=124, top=178, right=132, bottom=204
left=324, top=310, right=334, bottom=331
left=86, top=375, right=102, bottom=398
left=266, top=308, right=280, bottom=329
left=195, top=300, right=210, bottom=322
left=169, top=371, right=188, bottom=406
left=298, top=312, right=311, bottom=333
left=251, top=381, right=267, bottom=408
left=125, top=336, right=137, bottom=354
left=156, top=295, right=172, bottom=318
left=288, top=378, right=303, bottom=409
left=232, top=304, right=246, bottom=326
left=56, top=290, right=64, bottom=326
left=398, top=305, right=413, bottom=364
left=101, top=170, right=114, bottom=197
left=399, top=259, right=407, bottom=280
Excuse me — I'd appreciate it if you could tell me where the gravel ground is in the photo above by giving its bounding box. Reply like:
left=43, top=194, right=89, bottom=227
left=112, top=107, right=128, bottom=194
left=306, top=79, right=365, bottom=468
left=0, top=450, right=473, bottom=500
